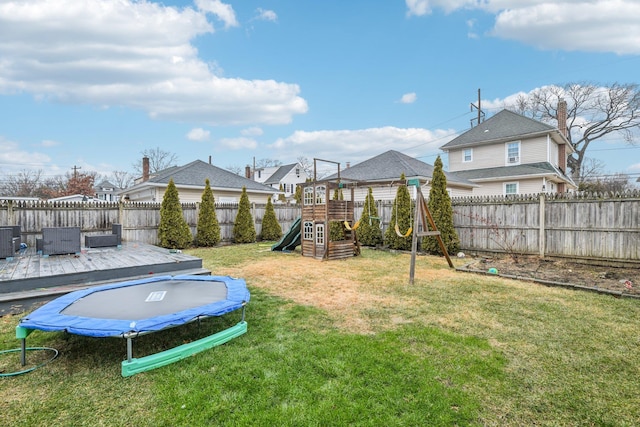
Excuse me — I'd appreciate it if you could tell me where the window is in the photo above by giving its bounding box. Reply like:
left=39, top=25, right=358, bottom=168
left=315, top=185, right=326, bottom=204
left=504, top=182, right=518, bottom=195
left=315, top=224, right=325, bottom=245
left=303, top=221, right=313, bottom=240
left=506, top=142, right=520, bottom=165
left=463, top=148, right=472, bottom=162
left=303, top=187, right=314, bottom=205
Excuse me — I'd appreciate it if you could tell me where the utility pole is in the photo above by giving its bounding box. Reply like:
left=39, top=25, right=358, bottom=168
left=470, top=88, right=485, bottom=128
left=71, top=165, right=82, bottom=179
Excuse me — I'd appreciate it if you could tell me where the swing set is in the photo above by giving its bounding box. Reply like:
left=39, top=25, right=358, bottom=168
left=405, top=179, right=455, bottom=283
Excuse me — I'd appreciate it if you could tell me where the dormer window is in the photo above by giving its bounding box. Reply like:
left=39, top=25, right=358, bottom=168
left=506, top=142, right=520, bottom=165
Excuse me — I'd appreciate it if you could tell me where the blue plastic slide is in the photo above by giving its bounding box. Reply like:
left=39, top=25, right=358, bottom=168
left=271, top=217, right=301, bottom=252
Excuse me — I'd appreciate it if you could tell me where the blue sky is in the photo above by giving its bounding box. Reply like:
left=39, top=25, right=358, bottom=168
left=1, top=0, right=639, bottom=183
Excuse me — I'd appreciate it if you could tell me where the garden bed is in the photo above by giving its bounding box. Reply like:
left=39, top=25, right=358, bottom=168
left=460, top=254, right=640, bottom=298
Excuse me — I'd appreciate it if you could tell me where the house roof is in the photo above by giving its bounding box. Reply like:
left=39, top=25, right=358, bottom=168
left=451, top=162, right=576, bottom=186
left=441, top=109, right=572, bottom=151
left=325, top=150, right=476, bottom=187
left=264, top=163, right=299, bottom=185
left=94, top=180, right=116, bottom=190
left=126, top=160, right=275, bottom=193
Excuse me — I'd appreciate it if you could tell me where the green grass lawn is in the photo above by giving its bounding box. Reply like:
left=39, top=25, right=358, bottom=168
left=2, top=244, right=639, bottom=426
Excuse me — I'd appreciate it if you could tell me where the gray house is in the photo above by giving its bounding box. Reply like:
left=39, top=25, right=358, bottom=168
left=121, top=159, right=277, bottom=204
left=325, top=150, right=477, bottom=201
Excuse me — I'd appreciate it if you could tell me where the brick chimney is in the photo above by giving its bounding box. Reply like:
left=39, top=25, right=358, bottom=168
left=557, top=98, right=568, bottom=139
left=557, top=99, right=568, bottom=188
left=245, top=165, right=252, bottom=179
left=142, top=156, right=150, bottom=182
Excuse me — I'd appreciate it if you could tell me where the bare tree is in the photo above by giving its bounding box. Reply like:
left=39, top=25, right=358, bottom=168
left=226, top=165, right=243, bottom=175
left=576, top=157, right=634, bottom=193
left=296, top=156, right=313, bottom=175
left=255, top=158, right=282, bottom=168
left=131, top=147, right=179, bottom=175
left=507, top=82, right=640, bottom=180
left=109, top=171, right=135, bottom=189
left=0, top=169, right=43, bottom=197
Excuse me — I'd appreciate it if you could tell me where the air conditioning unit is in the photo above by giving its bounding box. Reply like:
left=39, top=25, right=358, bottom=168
left=508, top=156, right=519, bottom=163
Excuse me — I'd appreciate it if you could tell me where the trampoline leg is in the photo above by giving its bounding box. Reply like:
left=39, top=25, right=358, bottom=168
left=127, top=337, right=133, bottom=362
left=241, top=305, right=246, bottom=322
left=21, top=338, right=26, bottom=366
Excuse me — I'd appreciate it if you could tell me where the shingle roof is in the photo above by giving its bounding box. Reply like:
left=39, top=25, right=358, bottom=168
left=143, top=160, right=274, bottom=193
left=325, top=150, right=475, bottom=187
left=441, top=109, right=557, bottom=150
left=451, top=162, right=575, bottom=185
left=264, top=163, right=297, bottom=185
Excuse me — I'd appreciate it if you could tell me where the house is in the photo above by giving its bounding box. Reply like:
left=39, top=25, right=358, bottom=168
left=47, top=194, right=105, bottom=203
left=94, top=180, right=119, bottom=202
left=324, top=150, right=477, bottom=201
left=440, top=107, right=576, bottom=196
left=249, top=162, right=311, bottom=202
left=121, top=159, right=277, bottom=204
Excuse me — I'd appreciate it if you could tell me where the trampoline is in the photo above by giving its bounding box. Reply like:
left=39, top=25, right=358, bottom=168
left=16, top=275, right=250, bottom=377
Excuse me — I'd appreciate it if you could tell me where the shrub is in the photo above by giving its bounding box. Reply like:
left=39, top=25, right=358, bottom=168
left=260, top=197, right=282, bottom=241
left=158, top=178, right=192, bottom=249
left=233, top=187, right=256, bottom=243
left=384, top=174, right=413, bottom=250
left=195, top=178, right=221, bottom=247
left=422, top=156, right=460, bottom=256
left=356, top=187, right=383, bottom=246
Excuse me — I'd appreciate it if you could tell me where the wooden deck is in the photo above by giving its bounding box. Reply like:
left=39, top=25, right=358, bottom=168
left=0, top=242, right=210, bottom=315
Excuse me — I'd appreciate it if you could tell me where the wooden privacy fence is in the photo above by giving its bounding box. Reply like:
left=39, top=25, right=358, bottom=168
left=451, top=191, right=640, bottom=262
left=0, top=200, right=301, bottom=247
left=2, top=190, right=639, bottom=262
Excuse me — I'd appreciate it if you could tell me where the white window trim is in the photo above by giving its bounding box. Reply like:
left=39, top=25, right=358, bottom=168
left=504, top=182, right=519, bottom=195
left=315, top=223, right=325, bottom=245
left=506, top=141, right=521, bottom=165
left=462, top=148, right=472, bottom=163
left=303, top=221, right=313, bottom=241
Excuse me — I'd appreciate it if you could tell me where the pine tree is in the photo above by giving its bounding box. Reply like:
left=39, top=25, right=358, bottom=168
left=356, top=187, right=383, bottom=246
left=293, top=185, right=302, bottom=204
left=260, top=197, right=282, bottom=240
left=158, top=178, right=193, bottom=249
left=423, top=156, right=460, bottom=255
left=233, top=186, right=256, bottom=243
left=278, top=183, right=286, bottom=203
left=384, top=174, right=413, bottom=250
left=195, top=179, right=221, bottom=247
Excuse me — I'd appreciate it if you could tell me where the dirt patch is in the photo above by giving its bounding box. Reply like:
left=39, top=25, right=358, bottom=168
left=462, top=255, right=640, bottom=297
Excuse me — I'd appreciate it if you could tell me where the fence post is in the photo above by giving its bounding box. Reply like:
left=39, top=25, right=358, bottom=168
left=539, top=194, right=545, bottom=258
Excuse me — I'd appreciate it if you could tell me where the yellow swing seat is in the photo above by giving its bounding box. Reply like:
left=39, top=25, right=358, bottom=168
left=394, top=223, right=412, bottom=238
left=343, top=220, right=361, bottom=231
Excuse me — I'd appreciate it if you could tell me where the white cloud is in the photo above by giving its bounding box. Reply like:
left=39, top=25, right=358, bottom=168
left=406, top=0, right=640, bottom=55
left=0, top=137, right=52, bottom=172
left=399, top=92, right=417, bottom=104
left=0, top=0, right=307, bottom=126
left=187, top=128, right=211, bottom=141
left=271, top=127, right=456, bottom=166
left=255, top=8, right=277, bottom=22
left=218, top=137, right=258, bottom=150
left=241, top=127, right=264, bottom=136
left=405, top=0, right=430, bottom=17
left=195, top=0, right=238, bottom=29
